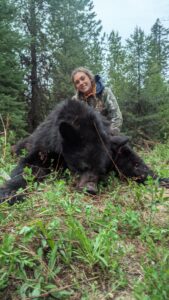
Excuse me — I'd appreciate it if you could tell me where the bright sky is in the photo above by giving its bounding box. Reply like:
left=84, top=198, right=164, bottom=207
left=92, top=0, right=169, bottom=41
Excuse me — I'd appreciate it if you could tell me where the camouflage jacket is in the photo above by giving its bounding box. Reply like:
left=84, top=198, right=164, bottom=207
left=72, top=75, right=123, bottom=130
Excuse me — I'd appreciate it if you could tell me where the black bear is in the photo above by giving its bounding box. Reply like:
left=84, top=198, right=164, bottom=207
left=0, top=99, right=168, bottom=205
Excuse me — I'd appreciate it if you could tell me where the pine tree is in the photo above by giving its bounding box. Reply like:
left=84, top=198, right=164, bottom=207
left=120, top=27, right=148, bottom=137
left=14, top=0, right=51, bottom=131
left=48, top=0, right=105, bottom=102
left=107, top=30, right=126, bottom=105
left=0, top=0, right=26, bottom=136
left=147, top=19, right=169, bottom=77
left=142, top=19, right=169, bottom=140
left=125, top=27, right=147, bottom=107
left=13, top=0, right=105, bottom=130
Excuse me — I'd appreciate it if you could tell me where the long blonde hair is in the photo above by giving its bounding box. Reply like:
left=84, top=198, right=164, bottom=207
left=71, top=67, right=95, bottom=86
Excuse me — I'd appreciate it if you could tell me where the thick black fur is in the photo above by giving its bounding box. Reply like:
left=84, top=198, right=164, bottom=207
left=0, top=99, right=168, bottom=204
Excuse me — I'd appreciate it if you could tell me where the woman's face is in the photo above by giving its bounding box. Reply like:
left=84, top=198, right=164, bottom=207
left=73, top=72, right=92, bottom=94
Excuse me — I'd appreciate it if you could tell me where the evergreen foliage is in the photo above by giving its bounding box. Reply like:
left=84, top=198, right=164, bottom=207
left=107, top=31, right=126, bottom=103
left=107, top=20, right=169, bottom=141
left=0, top=0, right=26, bottom=136
left=48, top=0, right=105, bottom=104
left=12, top=0, right=105, bottom=131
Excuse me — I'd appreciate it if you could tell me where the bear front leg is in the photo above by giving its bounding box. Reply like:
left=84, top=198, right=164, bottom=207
left=0, top=162, right=28, bottom=205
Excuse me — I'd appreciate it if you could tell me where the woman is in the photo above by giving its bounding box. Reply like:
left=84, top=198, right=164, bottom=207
left=70, top=67, right=123, bottom=194
left=71, top=67, right=123, bottom=135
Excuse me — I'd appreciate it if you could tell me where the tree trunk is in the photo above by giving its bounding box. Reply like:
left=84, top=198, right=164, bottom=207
left=28, top=0, right=42, bottom=131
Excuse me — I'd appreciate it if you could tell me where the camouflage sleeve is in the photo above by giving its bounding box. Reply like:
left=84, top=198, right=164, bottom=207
left=102, top=87, right=123, bottom=129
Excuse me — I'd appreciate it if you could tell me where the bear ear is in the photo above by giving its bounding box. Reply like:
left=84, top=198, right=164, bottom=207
left=59, top=122, right=81, bottom=144
left=111, top=135, right=129, bottom=151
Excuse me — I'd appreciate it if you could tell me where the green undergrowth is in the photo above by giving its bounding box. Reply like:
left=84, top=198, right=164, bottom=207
left=0, top=137, right=169, bottom=299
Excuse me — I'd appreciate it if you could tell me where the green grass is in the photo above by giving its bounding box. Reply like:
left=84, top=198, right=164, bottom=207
left=0, top=137, right=169, bottom=299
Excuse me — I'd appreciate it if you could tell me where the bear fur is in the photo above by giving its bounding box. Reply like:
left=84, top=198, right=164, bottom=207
left=0, top=99, right=168, bottom=205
